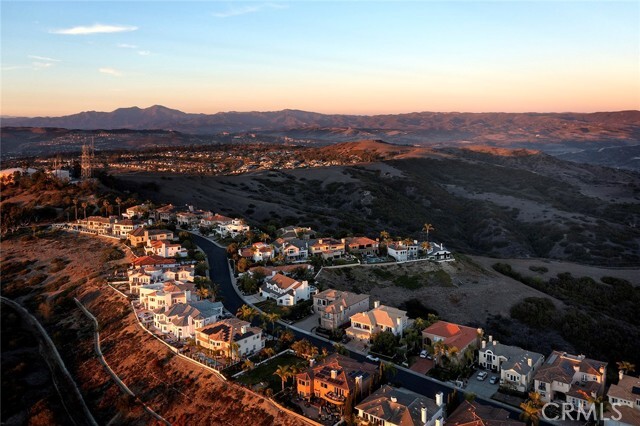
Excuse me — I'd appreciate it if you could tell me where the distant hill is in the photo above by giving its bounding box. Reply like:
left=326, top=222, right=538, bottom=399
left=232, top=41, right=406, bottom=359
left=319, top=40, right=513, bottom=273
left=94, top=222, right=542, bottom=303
left=4, top=106, right=639, bottom=145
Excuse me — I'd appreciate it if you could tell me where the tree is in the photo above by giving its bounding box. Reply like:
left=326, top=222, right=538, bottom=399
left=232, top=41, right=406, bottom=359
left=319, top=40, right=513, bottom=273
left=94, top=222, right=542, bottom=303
left=421, top=241, right=431, bottom=253
left=103, top=200, right=110, bottom=217
left=72, top=198, right=79, bottom=221
left=261, top=347, right=276, bottom=359
left=237, top=258, right=250, bottom=273
left=422, top=223, right=435, bottom=241
left=577, top=390, right=610, bottom=425
left=402, top=328, right=422, bottom=354
left=82, top=201, right=88, bottom=219
left=237, top=304, right=259, bottom=322
left=371, top=330, right=398, bottom=357
left=263, top=312, right=281, bottom=334
left=432, top=341, right=449, bottom=367
left=242, top=359, right=255, bottom=372
left=380, top=230, right=390, bottom=242
left=259, top=232, right=270, bottom=243
left=519, top=400, right=541, bottom=426
left=197, top=287, right=210, bottom=300
left=116, top=196, right=122, bottom=217
left=273, top=365, right=291, bottom=392
left=291, top=339, right=319, bottom=359
left=228, top=342, right=240, bottom=361
left=333, top=343, right=349, bottom=355
left=616, top=361, right=636, bottom=374
left=380, top=362, right=397, bottom=383
left=279, top=330, right=295, bottom=347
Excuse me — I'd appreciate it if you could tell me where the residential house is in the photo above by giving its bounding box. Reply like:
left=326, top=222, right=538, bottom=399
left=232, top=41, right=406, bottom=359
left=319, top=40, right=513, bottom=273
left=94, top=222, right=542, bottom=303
left=195, top=318, right=264, bottom=360
left=130, top=255, right=177, bottom=268
left=314, top=289, right=370, bottom=331
left=218, top=218, right=250, bottom=238
left=128, top=264, right=195, bottom=294
left=153, top=300, right=223, bottom=339
left=276, top=238, right=309, bottom=262
left=78, top=216, right=114, bottom=234
left=278, top=225, right=315, bottom=240
left=200, top=213, right=232, bottom=228
left=295, top=353, right=378, bottom=408
left=356, top=385, right=445, bottom=426
left=387, top=241, right=419, bottom=262
left=260, top=273, right=311, bottom=306
left=122, top=204, right=150, bottom=219
left=176, top=207, right=208, bottom=228
left=146, top=239, right=188, bottom=258
left=533, top=351, right=607, bottom=408
left=239, top=242, right=275, bottom=263
left=112, top=219, right=143, bottom=237
left=343, top=237, right=379, bottom=256
left=139, top=281, right=198, bottom=310
left=154, top=204, right=181, bottom=222
left=422, top=321, right=481, bottom=361
left=128, top=227, right=175, bottom=247
left=425, top=242, right=454, bottom=262
left=247, top=264, right=313, bottom=278
left=446, top=400, right=525, bottom=426
left=309, top=238, right=346, bottom=259
left=478, top=339, right=544, bottom=392
left=347, top=302, right=409, bottom=341
left=606, top=372, right=640, bottom=426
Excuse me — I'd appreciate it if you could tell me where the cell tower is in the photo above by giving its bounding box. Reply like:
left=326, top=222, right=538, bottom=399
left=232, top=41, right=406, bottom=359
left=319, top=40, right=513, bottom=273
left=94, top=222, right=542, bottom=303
left=80, top=138, right=95, bottom=179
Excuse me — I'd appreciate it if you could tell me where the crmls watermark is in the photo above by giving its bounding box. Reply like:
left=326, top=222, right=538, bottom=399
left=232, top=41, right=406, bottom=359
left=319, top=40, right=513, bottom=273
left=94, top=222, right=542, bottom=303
left=541, top=402, right=624, bottom=422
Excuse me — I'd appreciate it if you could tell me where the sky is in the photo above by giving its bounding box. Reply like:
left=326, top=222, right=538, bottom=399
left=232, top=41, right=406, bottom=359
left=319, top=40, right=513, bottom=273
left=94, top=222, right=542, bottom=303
left=1, top=1, right=639, bottom=116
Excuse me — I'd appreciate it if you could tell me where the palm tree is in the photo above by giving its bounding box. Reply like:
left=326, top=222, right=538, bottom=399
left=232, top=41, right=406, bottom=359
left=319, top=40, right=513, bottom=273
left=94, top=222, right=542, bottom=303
left=259, top=232, right=270, bottom=243
left=616, top=361, right=636, bottom=374
left=261, top=347, right=276, bottom=359
left=528, top=392, right=544, bottom=409
left=72, top=198, right=79, bottom=221
left=197, top=287, right=210, bottom=300
left=242, top=359, right=255, bottom=372
left=81, top=201, right=88, bottom=219
left=103, top=200, right=110, bottom=217
left=115, top=196, right=122, bottom=217
left=447, top=346, right=460, bottom=367
left=577, top=390, right=610, bottom=425
left=273, top=365, right=291, bottom=392
left=519, top=400, right=541, bottom=426
left=236, top=304, right=258, bottom=322
left=421, top=241, right=431, bottom=254
left=279, top=330, right=295, bottom=347
left=264, top=312, right=281, bottom=334
left=422, top=223, right=435, bottom=241
left=380, top=230, right=390, bottom=242
left=228, top=341, right=240, bottom=361
left=433, top=341, right=448, bottom=367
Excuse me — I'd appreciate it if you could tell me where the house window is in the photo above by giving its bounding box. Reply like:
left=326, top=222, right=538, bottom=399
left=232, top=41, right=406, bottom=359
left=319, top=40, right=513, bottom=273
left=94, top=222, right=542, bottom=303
left=321, top=383, right=328, bottom=389
left=636, top=400, right=640, bottom=407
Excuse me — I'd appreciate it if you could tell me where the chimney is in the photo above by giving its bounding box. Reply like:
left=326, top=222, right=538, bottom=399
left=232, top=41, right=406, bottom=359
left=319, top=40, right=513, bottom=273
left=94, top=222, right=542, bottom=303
left=391, top=396, right=397, bottom=403
left=435, top=419, right=442, bottom=426
left=619, top=370, right=624, bottom=382
left=309, top=358, right=315, bottom=367
left=341, top=238, right=346, bottom=243
left=528, top=358, right=533, bottom=367
left=488, top=335, right=493, bottom=342
left=331, top=369, right=337, bottom=379
left=436, top=392, right=443, bottom=407
left=241, top=325, right=247, bottom=334
left=374, top=301, right=380, bottom=309
left=493, top=340, right=497, bottom=346
left=421, top=406, right=427, bottom=424
left=482, top=341, right=486, bottom=349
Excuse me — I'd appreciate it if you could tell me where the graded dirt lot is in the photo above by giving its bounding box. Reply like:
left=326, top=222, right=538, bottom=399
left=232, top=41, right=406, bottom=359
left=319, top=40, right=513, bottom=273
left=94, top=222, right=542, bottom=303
left=315, top=256, right=565, bottom=327
left=1, top=230, right=307, bottom=426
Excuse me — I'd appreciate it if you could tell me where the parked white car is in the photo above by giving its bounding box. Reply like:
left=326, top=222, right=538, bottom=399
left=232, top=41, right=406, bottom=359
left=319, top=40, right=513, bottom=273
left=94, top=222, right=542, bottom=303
left=476, top=371, right=488, bottom=381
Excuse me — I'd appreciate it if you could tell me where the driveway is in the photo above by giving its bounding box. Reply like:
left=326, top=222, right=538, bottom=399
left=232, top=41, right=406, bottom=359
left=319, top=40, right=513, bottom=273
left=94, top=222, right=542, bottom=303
left=293, top=313, right=320, bottom=332
left=410, top=358, right=435, bottom=375
left=465, top=373, right=500, bottom=398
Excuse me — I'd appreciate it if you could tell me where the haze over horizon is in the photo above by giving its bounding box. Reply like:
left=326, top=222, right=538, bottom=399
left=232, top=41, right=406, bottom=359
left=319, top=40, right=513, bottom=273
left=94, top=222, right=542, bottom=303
left=2, top=1, right=639, bottom=117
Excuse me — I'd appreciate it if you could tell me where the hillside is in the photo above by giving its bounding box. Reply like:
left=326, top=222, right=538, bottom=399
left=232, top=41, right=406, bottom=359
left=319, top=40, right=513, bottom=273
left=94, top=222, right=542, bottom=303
left=115, top=144, right=640, bottom=266
left=0, top=231, right=306, bottom=425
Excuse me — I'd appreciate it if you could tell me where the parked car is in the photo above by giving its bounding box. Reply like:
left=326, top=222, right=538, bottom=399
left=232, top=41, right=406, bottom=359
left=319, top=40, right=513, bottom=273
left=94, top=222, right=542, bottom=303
left=341, top=335, right=351, bottom=344
left=366, top=355, right=380, bottom=362
left=419, top=350, right=429, bottom=359
left=476, top=371, right=488, bottom=381
left=489, top=376, right=499, bottom=384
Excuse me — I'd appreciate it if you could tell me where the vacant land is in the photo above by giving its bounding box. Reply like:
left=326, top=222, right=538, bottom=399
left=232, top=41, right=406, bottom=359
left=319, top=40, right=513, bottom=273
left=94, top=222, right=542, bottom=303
left=1, top=231, right=307, bottom=426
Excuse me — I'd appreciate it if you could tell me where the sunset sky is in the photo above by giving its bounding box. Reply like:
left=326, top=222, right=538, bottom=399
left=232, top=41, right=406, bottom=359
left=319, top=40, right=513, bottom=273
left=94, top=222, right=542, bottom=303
left=1, top=1, right=639, bottom=116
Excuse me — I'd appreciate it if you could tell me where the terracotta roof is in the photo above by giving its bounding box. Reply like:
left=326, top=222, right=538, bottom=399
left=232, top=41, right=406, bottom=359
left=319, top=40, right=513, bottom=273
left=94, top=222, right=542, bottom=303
left=268, top=273, right=298, bottom=290
left=533, top=351, right=606, bottom=385
left=197, top=318, right=260, bottom=343
left=446, top=401, right=525, bottom=426
left=350, top=305, right=406, bottom=328
left=129, top=227, right=146, bottom=237
left=422, top=321, right=478, bottom=350
left=612, top=405, right=640, bottom=426
left=296, top=353, right=377, bottom=393
left=131, top=255, right=176, bottom=267
left=608, top=374, right=640, bottom=402
left=346, top=237, right=378, bottom=247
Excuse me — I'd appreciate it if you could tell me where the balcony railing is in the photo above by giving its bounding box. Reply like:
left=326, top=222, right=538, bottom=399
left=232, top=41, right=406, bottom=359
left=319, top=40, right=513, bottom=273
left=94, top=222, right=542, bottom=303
left=324, top=392, right=346, bottom=404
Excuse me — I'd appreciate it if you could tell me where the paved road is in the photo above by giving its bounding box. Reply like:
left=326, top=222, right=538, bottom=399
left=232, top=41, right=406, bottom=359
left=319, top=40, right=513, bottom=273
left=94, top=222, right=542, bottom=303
left=191, top=234, right=529, bottom=422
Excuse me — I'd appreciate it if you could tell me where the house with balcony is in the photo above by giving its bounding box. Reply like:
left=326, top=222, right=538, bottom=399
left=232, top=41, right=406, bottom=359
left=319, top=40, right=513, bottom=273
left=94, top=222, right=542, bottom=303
left=260, top=273, right=311, bottom=306
left=239, top=242, right=275, bottom=263
left=278, top=225, right=315, bottom=241
left=122, top=204, right=150, bottom=219
left=195, top=318, right=264, bottom=360
left=346, top=302, right=408, bottom=341
left=217, top=218, right=250, bottom=238
left=146, top=239, right=188, bottom=258
left=422, top=321, right=481, bottom=362
left=154, top=204, right=181, bottom=222
left=128, top=227, right=175, bottom=247
left=309, top=238, right=345, bottom=260
left=606, top=372, right=640, bottom=426
left=131, top=255, right=178, bottom=269
left=386, top=241, right=419, bottom=262
left=478, top=339, right=544, bottom=393
left=139, top=281, right=198, bottom=310
left=314, top=289, right=370, bottom=331
left=78, top=216, right=114, bottom=234
left=533, top=351, right=607, bottom=408
left=128, top=264, right=195, bottom=294
left=153, top=300, right=223, bottom=339
left=343, top=237, right=379, bottom=256
left=355, top=385, right=445, bottom=426
left=112, top=219, right=143, bottom=237
left=295, top=353, right=378, bottom=408
left=275, top=238, right=309, bottom=262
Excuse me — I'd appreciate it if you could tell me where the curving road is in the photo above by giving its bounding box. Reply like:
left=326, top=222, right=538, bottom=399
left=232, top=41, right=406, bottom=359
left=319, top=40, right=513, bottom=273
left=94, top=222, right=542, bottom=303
left=192, top=234, right=532, bottom=423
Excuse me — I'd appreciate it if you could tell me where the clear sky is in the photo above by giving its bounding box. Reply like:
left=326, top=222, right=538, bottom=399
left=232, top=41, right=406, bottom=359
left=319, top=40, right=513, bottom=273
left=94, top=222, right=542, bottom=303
left=1, top=1, right=639, bottom=116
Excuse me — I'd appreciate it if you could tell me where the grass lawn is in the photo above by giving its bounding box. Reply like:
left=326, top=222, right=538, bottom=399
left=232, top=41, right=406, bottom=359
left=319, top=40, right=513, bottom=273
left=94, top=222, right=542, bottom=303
left=235, top=353, right=306, bottom=392
left=255, top=299, right=289, bottom=317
